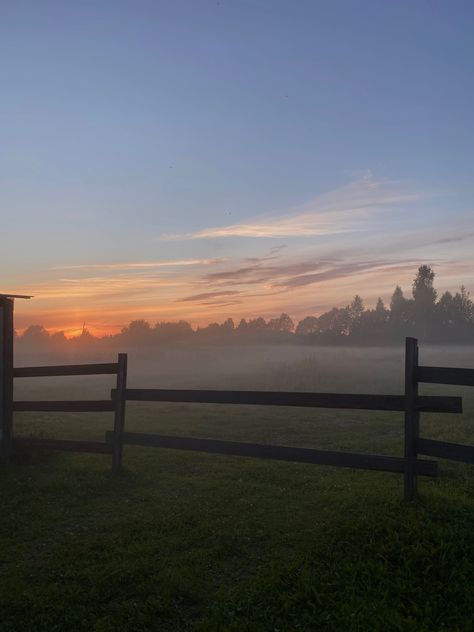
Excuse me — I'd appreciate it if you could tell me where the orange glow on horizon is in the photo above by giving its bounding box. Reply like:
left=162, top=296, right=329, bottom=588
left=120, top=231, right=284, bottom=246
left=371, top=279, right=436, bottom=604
left=8, top=254, right=474, bottom=339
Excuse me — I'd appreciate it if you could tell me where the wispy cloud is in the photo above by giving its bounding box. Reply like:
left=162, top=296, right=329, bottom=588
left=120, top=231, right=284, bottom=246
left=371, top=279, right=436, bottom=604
left=428, top=232, right=474, bottom=246
left=200, top=257, right=420, bottom=292
left=199, top=300, right=243, bottom=307
left=273, top=260, right=421, bottom=289
left=162, top=177, right=423, bottom=240
left=22, top=276, right=185, bottom=301
left=54, top=258, right=221, bottom=271
left=203, top=259, right=336, bottom=286
left=177, top=290, right=241, bottom=303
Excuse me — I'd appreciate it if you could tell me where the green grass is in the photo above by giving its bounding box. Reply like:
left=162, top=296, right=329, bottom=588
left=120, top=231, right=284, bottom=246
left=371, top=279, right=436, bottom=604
left=2, top=345, right=474, bottom=630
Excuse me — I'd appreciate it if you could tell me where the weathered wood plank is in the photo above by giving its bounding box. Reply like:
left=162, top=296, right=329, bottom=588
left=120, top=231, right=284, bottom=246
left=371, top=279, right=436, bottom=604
left=0, top=301, right=4, bottom=454
left=14, top=437, right=113, bottom=454
left=415, top=396, right=462, bottom=413
left=14, top=363, right=119, bottom=378
left=404, top=337, right=419, bottom=501
left=417, top=365, right=474, bottom=387
left=13, top=400, right=116, bottom=412
left=105, top=431, right=438, bottom=477
left=112, top=388, right=462, bottom=413
left=0, top=298, right=14, bottom=456
left=112, top=353, right=128, bottom=471
left=417, top=438, right=474, bottom=464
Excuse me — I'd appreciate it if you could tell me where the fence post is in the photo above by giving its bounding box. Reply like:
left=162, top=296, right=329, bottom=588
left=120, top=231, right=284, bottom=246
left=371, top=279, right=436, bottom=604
left=0, top=298, right=14, bottom=458
left=404, top=337, right=419, bottom=501
left=112, top=353, right=127, bottom=471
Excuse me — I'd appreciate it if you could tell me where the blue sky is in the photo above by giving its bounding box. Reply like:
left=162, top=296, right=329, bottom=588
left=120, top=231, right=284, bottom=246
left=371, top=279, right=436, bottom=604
left=2, top=1, right=474, bottom=333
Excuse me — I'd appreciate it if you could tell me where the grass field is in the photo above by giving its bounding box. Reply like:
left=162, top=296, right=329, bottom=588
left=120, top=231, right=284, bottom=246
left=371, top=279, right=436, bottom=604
left=2, top=345, right=474, bottom=630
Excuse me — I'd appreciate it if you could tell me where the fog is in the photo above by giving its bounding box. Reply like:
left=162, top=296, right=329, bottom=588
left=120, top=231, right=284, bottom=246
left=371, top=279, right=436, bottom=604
left=13, top=342, right=474, bottom=401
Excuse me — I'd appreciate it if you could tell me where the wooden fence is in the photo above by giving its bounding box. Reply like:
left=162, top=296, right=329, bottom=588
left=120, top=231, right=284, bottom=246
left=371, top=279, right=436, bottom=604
left=5, top=337, right=474, bottom=501
left=11, top=355, right=128, bottom=470
left=415, top=351, right=474, bottom=470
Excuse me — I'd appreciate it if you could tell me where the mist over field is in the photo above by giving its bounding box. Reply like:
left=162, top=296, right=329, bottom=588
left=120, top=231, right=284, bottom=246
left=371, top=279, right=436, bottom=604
left=14, top=340, right=474, bottom=397
left=14, top=340, right=474, bottom=464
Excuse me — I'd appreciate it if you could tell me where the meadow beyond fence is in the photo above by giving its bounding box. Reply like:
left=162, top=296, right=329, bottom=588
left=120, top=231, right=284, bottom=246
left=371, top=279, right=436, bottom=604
left=2, top=331, right=474, bottom=501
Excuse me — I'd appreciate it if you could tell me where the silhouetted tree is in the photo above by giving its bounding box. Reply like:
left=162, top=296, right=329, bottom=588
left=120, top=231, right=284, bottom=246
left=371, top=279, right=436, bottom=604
left=349, top=295, right=364, bottom=320
left=456, top=286, right=473, bottom=323
left=390, top=285, right=405, bottom=321
left=121, top=319, right=152, bottom=342
left=389, top=285, right=413, bottom=336
left=237, top=318, right=248, bottom=332
left=267, top=313, right=294, bottom=333
left=347, top=295, right=364, bottom=336
left=21, top=325, right=50, bottom=343
left=296, top=316, right=319, bottom=336
left=412, top=265, right=437, bottom=307
left=356, top=297, right=389, bottom=342
left=247, top=317, right=267, bottom=332
left=412, top=265, right=437, bottom=337
left=316, top=307, right=352, bottom=340
left=375, top=297, right=389, bottom=320
left=222, top=318, right=235, bottom=332
left=75, top=328, right=96, bottom=342
left=50, top=331, right=68, bottom=345
left=154, top=320, right=193, bottom=340
left=438, top=286, right=474, bottom=340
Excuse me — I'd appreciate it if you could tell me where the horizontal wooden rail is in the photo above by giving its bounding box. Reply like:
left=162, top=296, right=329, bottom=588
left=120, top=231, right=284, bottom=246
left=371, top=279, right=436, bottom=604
left=417, top=366, right=474, bottom=387
left=14, top=437, right=113, bottom=454
left=105, top=431, right=438, bottom=477
left=13, top=363, right=119, bottom=378
left=13, top=400, right=116, bottom=412
left=112, top=388, right=462, bottom=414
left=417, top=438, right=474, bottom=464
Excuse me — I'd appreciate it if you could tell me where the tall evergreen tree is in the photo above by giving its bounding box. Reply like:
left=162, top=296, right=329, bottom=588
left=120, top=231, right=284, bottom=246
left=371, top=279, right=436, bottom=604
left=412, top=265, right=437, bottom=337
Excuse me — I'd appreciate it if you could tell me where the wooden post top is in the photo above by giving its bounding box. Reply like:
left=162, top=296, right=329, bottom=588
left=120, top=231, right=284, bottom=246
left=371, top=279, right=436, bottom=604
left=0, top=294, right=33, bottom=300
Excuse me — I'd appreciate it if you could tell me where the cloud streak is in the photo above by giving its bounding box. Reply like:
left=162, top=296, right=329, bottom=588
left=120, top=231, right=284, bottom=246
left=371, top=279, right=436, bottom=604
left=177, top=290, right=241, bottom=303
left=162, top=177, right=423, bottom=240
left=54, top=259, right=221, bottom=271
left=199, top=257, right=422, bottom=293
left=273, top=260, right=421, bottom=289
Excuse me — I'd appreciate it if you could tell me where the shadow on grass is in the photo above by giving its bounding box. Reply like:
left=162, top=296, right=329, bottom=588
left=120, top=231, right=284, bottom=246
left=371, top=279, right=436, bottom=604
left=1, top=450, right=474, bottom=631
left=196, top=494, right=474, bottom=631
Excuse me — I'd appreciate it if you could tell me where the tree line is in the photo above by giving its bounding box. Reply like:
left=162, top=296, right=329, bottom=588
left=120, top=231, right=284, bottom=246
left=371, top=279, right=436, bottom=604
left=16, top=266, right=474, bottom=349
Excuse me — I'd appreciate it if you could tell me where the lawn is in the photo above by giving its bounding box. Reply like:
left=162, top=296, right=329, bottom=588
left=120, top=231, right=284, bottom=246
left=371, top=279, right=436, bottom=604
left=1, top=345, right=474, bottom=630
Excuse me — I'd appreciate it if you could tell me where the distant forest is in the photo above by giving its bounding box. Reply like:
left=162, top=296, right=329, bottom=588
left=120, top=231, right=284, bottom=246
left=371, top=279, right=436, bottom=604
left=16, top=266, right=474, bottom=350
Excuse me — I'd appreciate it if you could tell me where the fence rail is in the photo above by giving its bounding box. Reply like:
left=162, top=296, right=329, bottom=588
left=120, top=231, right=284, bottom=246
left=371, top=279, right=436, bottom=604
left=105, top=431, right=438, bottom=476
left=111, top=388, right=462, bottom=414
left=13, top=400, right=116, bottom=412
left=416, top=366, right=474, bottom=387
left=417, top=438, right=474, bottom=464
left=13, top=362, right=119, bottom=378
left=15, top=437, right=113, bottom=454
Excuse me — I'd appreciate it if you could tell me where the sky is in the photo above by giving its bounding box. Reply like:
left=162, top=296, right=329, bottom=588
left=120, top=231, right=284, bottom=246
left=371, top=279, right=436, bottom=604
left=1, top=0, right=474, bottom=335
